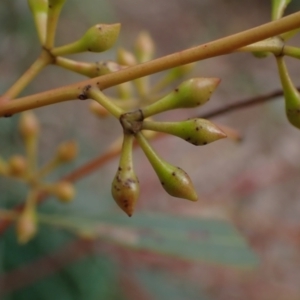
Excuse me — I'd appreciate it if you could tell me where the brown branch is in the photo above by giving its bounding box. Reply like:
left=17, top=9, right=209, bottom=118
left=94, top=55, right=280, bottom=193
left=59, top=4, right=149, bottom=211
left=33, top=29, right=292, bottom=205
left=200, top=87, right=298, bottom=119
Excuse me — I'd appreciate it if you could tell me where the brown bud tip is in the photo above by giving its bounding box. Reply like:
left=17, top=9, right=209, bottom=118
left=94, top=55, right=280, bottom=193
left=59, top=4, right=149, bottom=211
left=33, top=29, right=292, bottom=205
left=111, top=170, right=140, bottom=217
left=19, top=111, right=40, bottom=139
left=111, top=134, right=139, bottom=216
left=54, top=181, right=75, bottom=202
left=16, top=207, right=37, bottom=244
left=8, top=155, right=27, bottom=177
left=56, top=141, right=78, bottom=162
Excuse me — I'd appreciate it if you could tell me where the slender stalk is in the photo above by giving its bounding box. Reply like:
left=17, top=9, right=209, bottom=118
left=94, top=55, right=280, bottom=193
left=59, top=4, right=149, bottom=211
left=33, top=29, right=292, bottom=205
left=0, top=50, right=52, bottom=102
left=1, top=11, right=300, bottom=116
left=87, top=87, right=123, bottom=119
left=283, top=45, right=300, bottom=59
left=35, top=157, right=60, bottom=179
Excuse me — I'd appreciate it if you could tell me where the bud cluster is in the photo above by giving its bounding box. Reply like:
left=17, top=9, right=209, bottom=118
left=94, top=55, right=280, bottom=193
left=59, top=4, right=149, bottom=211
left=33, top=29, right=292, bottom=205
left=0, top=111, right=78, bottom=243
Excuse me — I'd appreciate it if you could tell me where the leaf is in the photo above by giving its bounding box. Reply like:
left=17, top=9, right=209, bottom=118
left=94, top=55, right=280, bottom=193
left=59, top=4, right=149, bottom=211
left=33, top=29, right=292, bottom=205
left=135, top=268, right=212, bottom=300
left=0, top=225, right=123, bottom=300
left=272, top=0, right=292, bottom=20
left=43, top=212, right=258, bottom=268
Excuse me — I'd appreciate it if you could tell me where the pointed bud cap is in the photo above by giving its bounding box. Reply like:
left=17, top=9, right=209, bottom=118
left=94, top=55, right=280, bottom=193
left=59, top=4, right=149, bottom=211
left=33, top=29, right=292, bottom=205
left=134, top=31, right=155, bottom=63
left=16, top=207, right=37, bottom=244
left=111, top=134, right=139, bottom=216
left=142, top=78, right=220, bottom=118
left=111, top=167, right=140, bottom=217
left=142, top=118, right=226, bottom=145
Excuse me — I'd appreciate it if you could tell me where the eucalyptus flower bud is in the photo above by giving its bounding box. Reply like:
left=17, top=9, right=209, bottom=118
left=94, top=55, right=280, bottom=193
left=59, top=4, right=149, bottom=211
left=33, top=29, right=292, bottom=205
left=8, top=155, right=27, bottom=177
left=117, top=48, right=137, bottom=66
left=141, top=78, right=220, bottom=118
left=142, top=118, right=226, bottom=145
left=276, top=56, right=300, bottom=128
left=19, top=111, right=40, bottom=140
left=134, top=31, right=155, bottom=63
left=136, top=133, right=197, bottom=201
left=111, top=134, right=139, bottom=217
left=53, top=181, right=75, bottom=202
left=16, top=206, right=37, bottom=244
left=52, top=23, right=121, bottom=56
left=56, top=141, right=78, bottom=162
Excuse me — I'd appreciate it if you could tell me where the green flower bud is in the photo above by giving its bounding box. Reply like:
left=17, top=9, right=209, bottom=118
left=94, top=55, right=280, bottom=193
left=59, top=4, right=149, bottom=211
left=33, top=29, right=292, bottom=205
left=117, top=48, right=137, bottom=66
left=53, top=181, right=75, bottom=203
left=276, top=56, right=300, bottom=128
left=19, top=111, right=40, bottom=140
left=28, top=0, right=48, bottom=43
left=52, top=23, right=121, bottom=56
left=134, top=31, right=155, bottom=63
left=8, top=155, right=27, bottom=177
left=141, top=78, right=220, bottom=118
left=136, top=133, right=197, bottom=201
left=142, top=118, right=226, bottom=145
left=56, top=141, right=78, bottom=162
left=111, top=134, right=139, bottom=217
left=16, top=205, right=37, bottom=244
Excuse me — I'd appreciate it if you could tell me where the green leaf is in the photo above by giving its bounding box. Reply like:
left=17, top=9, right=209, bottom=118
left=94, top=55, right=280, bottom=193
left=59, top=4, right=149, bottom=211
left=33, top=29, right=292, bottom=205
left=1, top=226, right=123, bottom=300
left=136, top=268, right=212, bottom=300
left=43, top=212, right=258, bottom=268
left=272, top=0, right=292, bottom=20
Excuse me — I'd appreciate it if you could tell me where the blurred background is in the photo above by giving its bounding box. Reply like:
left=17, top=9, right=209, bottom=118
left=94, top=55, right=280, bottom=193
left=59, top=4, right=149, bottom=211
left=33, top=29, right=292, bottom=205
left=1, top=0, right=300, bottom=299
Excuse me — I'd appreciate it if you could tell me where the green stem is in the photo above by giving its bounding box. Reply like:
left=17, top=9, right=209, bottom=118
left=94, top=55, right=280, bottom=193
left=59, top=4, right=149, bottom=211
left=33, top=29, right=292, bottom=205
left=87, top=87, right=123, bottom=119
left=119, top=134, right=134, bottom=167
left=1, top=11, right=300, bottom=115
left=0, top=50, right=52, bottom=102
left=55, top=56, right=95, bottom=77
left=35, top=157, right=60, bottom=179
left=283, top=45, right=300, bottom=59
left=135, top=132, right=161, bottom=170
left=45, top=1, right=66, bottom=48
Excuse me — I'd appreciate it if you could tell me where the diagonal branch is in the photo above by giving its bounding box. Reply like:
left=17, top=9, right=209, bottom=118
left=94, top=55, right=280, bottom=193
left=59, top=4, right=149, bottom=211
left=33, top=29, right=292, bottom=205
left=1, top=11, right=300, bottom=116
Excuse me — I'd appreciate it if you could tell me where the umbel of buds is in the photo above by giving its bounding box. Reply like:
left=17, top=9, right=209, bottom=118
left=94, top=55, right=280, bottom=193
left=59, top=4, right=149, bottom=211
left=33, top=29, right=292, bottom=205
left=111, top=134, right=140, bottom=217
left=136, top=133, right=198, bottom=201
left=276, top=56, right=300, bottom=129
left=141, top=78, right=220, bottom=118
left=52, top=23, right=121, bottom=56
left=142, top=118, right=227, bottom=146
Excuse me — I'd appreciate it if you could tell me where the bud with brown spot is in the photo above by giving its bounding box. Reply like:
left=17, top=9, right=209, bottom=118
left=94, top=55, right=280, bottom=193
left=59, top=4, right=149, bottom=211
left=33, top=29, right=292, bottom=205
left=111, top=134, right=140, bottom=217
